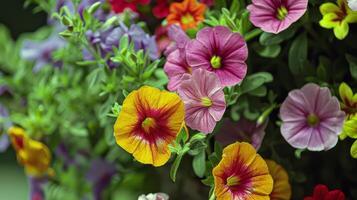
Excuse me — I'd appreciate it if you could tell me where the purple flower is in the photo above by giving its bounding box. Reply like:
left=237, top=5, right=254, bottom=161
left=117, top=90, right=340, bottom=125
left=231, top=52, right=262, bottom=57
left=84, top=23, right=159, bottom=69
left=0, top=104, right=11, bottom=152
left=247, top=0, right=308, bottom=34
left=164, top=25, right=190, bottom=56
left=280, top=83, right=345, bottom=151
left=86, top=159, right=117, bottom=200
left=29, top=177, right=47, bottom=200
left=177, top=68, right=226, bottom=134
left=21, top=34, right=65, bottom=72
left=215, top=118, right=268, bottom=150
left=185, top=26, right=248, bottom=87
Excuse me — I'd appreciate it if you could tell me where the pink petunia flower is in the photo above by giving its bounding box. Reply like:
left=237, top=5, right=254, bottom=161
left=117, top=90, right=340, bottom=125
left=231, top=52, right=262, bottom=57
left=164, top=25, right=191, bottom=91
left=280, top=83, right=345, bottom=151
left=215, top=118, right=268, bottom=150
left=247, top=0, right=308, bottom=34
left=177, top=68, right=226, bottom=134
left=185, top=26, right=248, bottom=87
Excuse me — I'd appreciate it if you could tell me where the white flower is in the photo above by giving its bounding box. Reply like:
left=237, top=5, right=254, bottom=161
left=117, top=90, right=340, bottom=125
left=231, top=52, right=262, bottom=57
left=138, top=193, right=169, bottom=200
left=348, top=0, right=357, bottom=11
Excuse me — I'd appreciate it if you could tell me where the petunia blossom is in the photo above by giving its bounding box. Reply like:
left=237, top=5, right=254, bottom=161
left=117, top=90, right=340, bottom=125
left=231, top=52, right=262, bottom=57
left=164, top=25, right=192, bottom=91
left=304, top=184, right=345, bottom=200
left=280, top=83, right=345, bottom=151
left=213, top=142, right=273, bottom=200
left=114, top=86, right=185, bottom=167
left=215, top=117, right=268, bottom=150
left=110, top=0, right=150, bottom=13
left=265, top=160, right=292, bottom=200
left=185, top=26, right=248, bottom=87
left=177, top=68, right=226, bottom=134
left=166, top=0, right=206, bottom=31
left=247, top=0, right=308, bottom=34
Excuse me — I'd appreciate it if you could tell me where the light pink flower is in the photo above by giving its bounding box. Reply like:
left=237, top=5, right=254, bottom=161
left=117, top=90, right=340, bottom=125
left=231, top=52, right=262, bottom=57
left=280, top=83, right=345, bottom=151
left=164, top=25, right=192, bottom=91
left=247, top=0, right=308, bottom=34
left=177, top=68, right=226, bottom=134
left=185, top=26, right=248, bottom=87
left=215, top=118, right=268, bottom=150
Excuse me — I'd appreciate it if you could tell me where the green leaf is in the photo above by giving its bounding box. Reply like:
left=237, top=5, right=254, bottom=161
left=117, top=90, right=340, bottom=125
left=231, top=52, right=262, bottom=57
left=346, top=54, right=357, bottom=80
left=240, top=72, right=273, bottom=94
left=193, top=151, right=206, bottom=178
left=254, top=44, right=281, bottom=58
left=288, top=33, right=308, bottom=75
left=351, top=140, right=357, bottom=159
left=259, top=26, right=297, bottom=46
left=170, top=153, right=184, bottom=182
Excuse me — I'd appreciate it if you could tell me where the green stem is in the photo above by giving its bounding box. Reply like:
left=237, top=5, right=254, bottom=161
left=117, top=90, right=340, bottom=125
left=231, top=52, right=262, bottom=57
left=209, top=192, right=216, bottom=200
left=244, top=29, right=263, bottom=42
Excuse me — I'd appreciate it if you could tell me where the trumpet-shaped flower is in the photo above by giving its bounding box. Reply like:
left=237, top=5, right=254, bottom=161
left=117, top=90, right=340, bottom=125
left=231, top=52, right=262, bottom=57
left=8, top=127, right=52, bottom=177
left=114, top=86, right=185, bottom=167
left=338, top=82, right=357, bottom=139
left=304, top=184, right=345, bottom=200
left=177, top=68, right=226, bottom=134
left=247, top=0, right=308, bottom=34
left=319, top=0, right=357, bottom=40
left=185, top=26, right=248, bottom=87
left=280, top=83, right=345, bottom=151
left=348, top=0, right=357, bottom=10
left=265, top=160, right=292, bottom=200
left=166, top=0, right=206, bottom=31
left=215, top=118, right=268, bottom=150
left=212, top=142, right=273, bottom=200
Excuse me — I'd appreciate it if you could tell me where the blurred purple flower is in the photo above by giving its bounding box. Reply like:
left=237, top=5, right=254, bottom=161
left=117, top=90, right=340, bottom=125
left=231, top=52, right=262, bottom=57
left=56, top=0, right=114, bottom=22
left=84, top=23, right=159, bottom=69
left=280, top=83, right=345, bottom=151
left=0, top=104, right=12, bottom=152
left=55, top=143, right=76, bottom=168
left=29, top=177, right=47, bottom=200
left=86, top=159, right=117, bottom=200
left=215, top=118, right=268, bottom=150
left=21, top=34, right=66, bottom=72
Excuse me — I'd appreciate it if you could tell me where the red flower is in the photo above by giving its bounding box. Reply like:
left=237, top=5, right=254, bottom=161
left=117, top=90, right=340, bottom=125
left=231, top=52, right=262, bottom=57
left=110, top=0, right=150, bottom=13
left=304, top=184, right=345, bottom=200
left=155, top=26, right=171, bottom=54
left=153, top=0, right=171, bottom=18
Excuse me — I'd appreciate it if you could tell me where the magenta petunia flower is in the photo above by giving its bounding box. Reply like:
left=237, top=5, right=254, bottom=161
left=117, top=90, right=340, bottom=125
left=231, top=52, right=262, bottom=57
left=280, top=83, right=345, bottom=151
left=247, top=0, right=308, bottom=34
left=215, top=118, right=268, bottom=150
left=177, top=68, right=226, bottom=134
left=164, top=25, right=192, bottom=91
left=185, top=26, right=248, bottom=87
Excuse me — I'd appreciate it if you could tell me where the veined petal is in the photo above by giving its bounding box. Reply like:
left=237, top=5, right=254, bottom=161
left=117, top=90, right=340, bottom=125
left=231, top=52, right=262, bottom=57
left=320, top=3, right=340, bottom=15
left=319, top=13, right=340, bottom=28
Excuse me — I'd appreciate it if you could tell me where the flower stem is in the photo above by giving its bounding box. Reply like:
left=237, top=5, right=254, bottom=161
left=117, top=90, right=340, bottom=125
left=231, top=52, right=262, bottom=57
left=244, top=29, right=263, bottom=42
left=209, top=192, right=216, bottom=200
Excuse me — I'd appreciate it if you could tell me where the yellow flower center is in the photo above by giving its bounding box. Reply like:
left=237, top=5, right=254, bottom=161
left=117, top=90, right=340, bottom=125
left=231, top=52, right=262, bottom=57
left=181, top=14, right=195, bottom=25
left=307, top=114, right=320, bottom=127
left=210, top=55, right=222, bottom=69
left=201, top=97, right=212, bottom=107
left=142, top=117, right=157, bottom=132
left=276, top=6, right=288, bottom=21
left=226, top=175, right=241, bottom=187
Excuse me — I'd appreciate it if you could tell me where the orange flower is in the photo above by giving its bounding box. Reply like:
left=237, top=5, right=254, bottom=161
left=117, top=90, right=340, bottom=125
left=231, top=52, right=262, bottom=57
left=8, top=127, right=52, bottom=177
left=114, top=86, right=185, bottom=167
left=265, top=160, right=292, bottom=200
left=166, top=0, right=206, bottom=30
left=212, top=142, right=273, bottom=200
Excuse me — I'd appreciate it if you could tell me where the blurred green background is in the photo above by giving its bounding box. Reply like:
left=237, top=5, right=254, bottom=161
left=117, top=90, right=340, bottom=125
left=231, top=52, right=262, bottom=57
left=0, top=0, right=46, bottom=199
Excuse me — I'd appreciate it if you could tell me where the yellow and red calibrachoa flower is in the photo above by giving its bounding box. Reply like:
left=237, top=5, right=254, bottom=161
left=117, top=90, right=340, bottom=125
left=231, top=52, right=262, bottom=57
left=8, top=127, right=52, bottom=177
left=114, top=86, right=185, bottom=167
left=212, top=142, right=273, bottom=200
left=166, top=0, right=206, bottom=31
left=265, top=160, right=292, bottom=200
